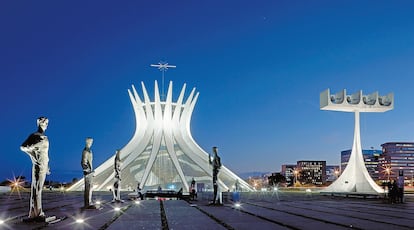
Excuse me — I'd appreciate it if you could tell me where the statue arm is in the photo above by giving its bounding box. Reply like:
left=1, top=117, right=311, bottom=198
left=213, top=157, right=222, bottom=169
left=20, top=145, right=37, bottom=156
left=81, top=151, right=92, bottom=174
left=20, top=145, right=42, bottom=163
left=20, top=133, right=43, bottom=160
left=114, top=162, right=121, bottom=179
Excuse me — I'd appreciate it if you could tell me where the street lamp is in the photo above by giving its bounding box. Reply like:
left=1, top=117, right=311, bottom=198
left=334, top=169, right=340, bottom=179
left=385, top=168, right=391, bottom=182
left=294, top=170, right=299, bottom=186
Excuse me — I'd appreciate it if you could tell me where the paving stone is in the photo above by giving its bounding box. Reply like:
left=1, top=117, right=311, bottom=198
left=1, top=191, right=414, bottom=229
left=163, top=200, right=226, bottom=230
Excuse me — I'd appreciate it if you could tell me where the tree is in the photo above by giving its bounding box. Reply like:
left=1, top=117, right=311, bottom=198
left=268, top=173, right=286, bottom=186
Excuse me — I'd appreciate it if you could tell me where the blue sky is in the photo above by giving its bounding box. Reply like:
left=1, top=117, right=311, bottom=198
left=1, top=1, right=414, bottom=182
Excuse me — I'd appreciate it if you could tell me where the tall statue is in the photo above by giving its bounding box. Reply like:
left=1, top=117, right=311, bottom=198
left=112, top=150, right=123, bottom=202
left=209, top=146, right=222, bottom=204
left=190, top=177, right=197, bottom=200
left=234, top=179, right=239, bottom=192
left=136, top=182, right=143, bottom=200
left=20, top=117, right=50, bottom=221
left=81, top=137, right=95, bottom=208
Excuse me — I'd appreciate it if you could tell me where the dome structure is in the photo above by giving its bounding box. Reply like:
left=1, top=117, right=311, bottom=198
left=68, top=81, right=252, bottom=192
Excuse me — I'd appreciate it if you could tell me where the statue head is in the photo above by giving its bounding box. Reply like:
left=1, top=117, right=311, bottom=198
left=212, top=146, right=218, bottom=155
left=37, top=116, right=49, bottom=132
left=115, top=150, right=121, bottom=165
left=85, top=137, right=93, bottom=148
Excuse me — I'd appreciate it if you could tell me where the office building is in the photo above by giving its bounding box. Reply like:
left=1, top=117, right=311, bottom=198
left=341, top=149, right=381, bottom=181
left=281, top=164, right=296, bottom=186
left=326, top=165, right=340, bottom=182
left=297, top=161, right=326, bottom=185
left=380, top=142, right=414, bottom=184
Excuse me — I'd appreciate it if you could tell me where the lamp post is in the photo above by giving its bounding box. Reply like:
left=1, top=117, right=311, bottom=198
left=386, top=168, right=391, bottom=183
left=294, top=170, right=299, bottom=186
left=334, top=169, right=340, bottom=179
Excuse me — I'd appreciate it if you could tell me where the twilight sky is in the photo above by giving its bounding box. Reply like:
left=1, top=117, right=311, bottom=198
left=1, top=1, right=414, bottom=182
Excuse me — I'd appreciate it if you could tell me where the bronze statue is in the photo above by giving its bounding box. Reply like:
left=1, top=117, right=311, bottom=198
left=112, top=150, right=123, bottom=202
left=209, top=146, right=222, bottom=204
left=190, top=177, right=197, bottom=200
left=20, top=117, right=50, bottom=221
left=81, top=137, right=95, bottom=208
left=136, top=182, right=143, bottom=200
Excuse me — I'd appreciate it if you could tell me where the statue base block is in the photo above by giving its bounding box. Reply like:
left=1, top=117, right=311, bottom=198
left=23, top=215, right=58, bottom=223
left=82, top=205, right=99, bottom=210
left=208, top=201, right=223, bottom=206
left=111, top=199, right=125, bottom=203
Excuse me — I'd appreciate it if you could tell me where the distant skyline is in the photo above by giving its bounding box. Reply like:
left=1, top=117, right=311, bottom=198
left=1, top=1, right=414, bottom=182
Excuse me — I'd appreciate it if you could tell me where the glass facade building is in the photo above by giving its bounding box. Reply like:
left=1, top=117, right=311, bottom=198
left=380, top=142, right=414, bottom=184
left=297, top=161, right=326, bottom=185
left=341, top=149, right=381, bottom=181
left=281, top=164, right=296, bottom=186
left=326, top=165, right=340, bottom=182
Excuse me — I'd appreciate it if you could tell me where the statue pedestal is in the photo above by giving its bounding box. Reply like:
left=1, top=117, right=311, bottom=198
left=23, top=215, right=58, bottom=223
left=218, top=191, right=222, bottom=204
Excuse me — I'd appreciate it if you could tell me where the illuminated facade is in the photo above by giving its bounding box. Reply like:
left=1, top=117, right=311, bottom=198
left=341, top=149, right=381, bottom=181
left=297, top=161, right=326, bottom=185
left=281, top=164, right=296, bottom=186
left=68, top=81, right=252, bottom=192
left=380, top=142, right=414, bottom=184
left=326, top=165, right=340, bottom=182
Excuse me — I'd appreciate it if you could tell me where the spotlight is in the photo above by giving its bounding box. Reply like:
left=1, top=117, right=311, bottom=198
left=95, top=201, right=101, bottom=205
left=75, top=219, right=84, bottom=224
left=135, top=200, right=140, bottom=204
left=0, top=220, right=4, bottom=225
left=234, top=203, right=241, bottom=208
left=306, top=189, right=312, bottom=193
left=114, top=207, right=121, bottom=211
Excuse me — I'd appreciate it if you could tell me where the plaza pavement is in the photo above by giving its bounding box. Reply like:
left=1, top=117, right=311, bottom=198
left=0, top=189, right=413, bottom=229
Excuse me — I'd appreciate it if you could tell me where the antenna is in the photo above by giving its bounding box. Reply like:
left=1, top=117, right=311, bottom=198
left=150, top=62, right=176, bottom=100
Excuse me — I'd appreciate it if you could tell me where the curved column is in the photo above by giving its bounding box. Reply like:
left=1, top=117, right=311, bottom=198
left=324, top=111, right=384, bottom=193
left=68, top=81, right=253, bottom=192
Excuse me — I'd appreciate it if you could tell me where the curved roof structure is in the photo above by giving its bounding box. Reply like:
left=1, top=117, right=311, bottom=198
left=68, top=81, right=252, bottom=192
